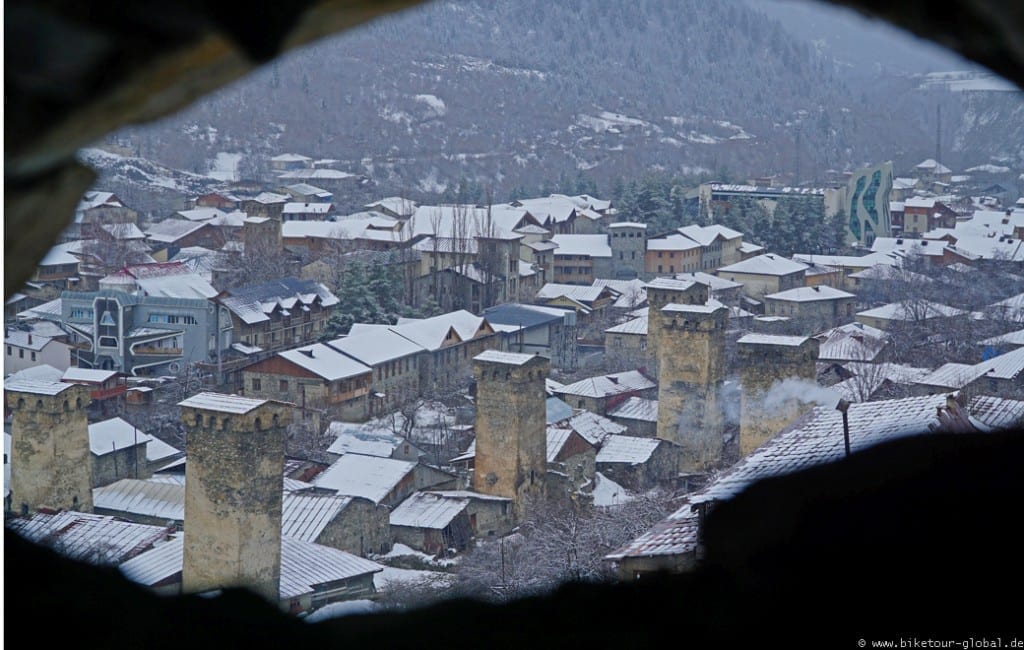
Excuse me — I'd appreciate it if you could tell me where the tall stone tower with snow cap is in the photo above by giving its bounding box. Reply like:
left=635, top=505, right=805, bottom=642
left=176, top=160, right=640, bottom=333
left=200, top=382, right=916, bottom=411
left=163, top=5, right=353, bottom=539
left=655, top=302, right=728, bottom=472
left=179, top=391, right=290, bottom=603
left=645, top=277, right=709, bottom=378
left=737, top=334, right=821, bottom=457
left=472, top=350, right=549, bottom=520
left=5, top=379, right=93, bottom=514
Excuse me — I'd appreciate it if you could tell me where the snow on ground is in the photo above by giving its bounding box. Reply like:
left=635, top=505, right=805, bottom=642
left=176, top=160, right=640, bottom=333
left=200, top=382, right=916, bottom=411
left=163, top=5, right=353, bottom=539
left=208, top=152, right=243, bottom=181
left=415, top=94, right=447, bottom=117
left=374, top=566, right=456, bottom=592
left=966, top=164, right=1012, bottom=174
left=917, top=71, right=1020, bottom=92
left=577, top=111, right=651, bottom=133
left=592, top=472, right=635, bottom=506
left=304, top=599, right=382, bottom=622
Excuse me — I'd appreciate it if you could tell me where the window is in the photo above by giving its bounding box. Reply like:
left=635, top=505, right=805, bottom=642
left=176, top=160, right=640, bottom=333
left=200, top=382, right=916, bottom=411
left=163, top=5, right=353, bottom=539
left=5, top=346, right=10, bottom=356
left=18, top=349, right=24, bottom=358
left=252, top=378, right=261, bottom=391
left=99, top=337, right=118, bottom=348
left=279, top=379, right=288, bottom=392
left=31, top=352, right=36, bottom=361
left=70, top=308, right=93, bottom=320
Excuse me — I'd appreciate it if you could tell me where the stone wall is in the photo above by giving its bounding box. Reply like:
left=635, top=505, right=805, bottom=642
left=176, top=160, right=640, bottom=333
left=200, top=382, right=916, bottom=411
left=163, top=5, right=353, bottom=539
left=92, top=445, right=151, bottom=488
left=6, top=384, right=93, bottom=514
left=316, top=498, right=392, bottom=556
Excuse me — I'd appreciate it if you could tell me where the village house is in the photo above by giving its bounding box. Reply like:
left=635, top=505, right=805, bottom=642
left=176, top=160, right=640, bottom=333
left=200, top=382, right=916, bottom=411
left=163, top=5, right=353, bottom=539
left=241, top=343, right=373, bottom=422
left=546, top=425, right=598, bottom=494
left=348, top=310, right=501, bottom=396
left=902, top=197, right=959, bottom=236
left=482, top=303, right=573, bottom=362
left=674, top=272, right=744, bottom=306
left=606, top=396, right=659, bottom=437
left=187, top=191, right=241, bottom=210
left=240, top=192, right=290, bottom=220
left=534, top=283, right=618, bottom=324
left=552, top=369, right=657, bottom=415
left=6, top=510, right=174, bottom=565
left=763, top=285, right=857, bottom=325
left=389, top=491, right=473, bottom=556
left=549, top=234, right=613, bottom=284
left=813, top=322, right=891, bottom=364
left=912, top=346, right=1024, bottom=398
left=217, top=277, right=339, bottom=354
left=282, top=183, right=333, bottom=203
left=119, top=534, right=384, bottom=614
left=645, top=235, right=702, bottom=277
left=313, top=454, right=457, bottom=509
left=595, top=434, right=682, bottom=491
left=270, top=153, right=314, bottom=172
left=324, top=421, right=427, bottom=463
left=4, top=328, right=71, bottom=374
left=425, top=490, right=515, bottom=538
left=604, top=392, right=1024, bottom=580
left=855, top=300, right=967, bottom=331
left=604, top=315, right=650, bottom=370
left=325, top=329, right=426, bottom=414
left=64, top=191, right=139, bottom=241
left=716, top=254, right=809, bottom=301
left=791, top=252, right=904, bottom=292
left=282, top=491, right=392, bottom=557
left=282, top=202, right=337, bottom=222
left=364, top=197, right=418, bottom=219
left=145, top=220, right=223, bottom=259
left=87, top=417, right=182, bottom=486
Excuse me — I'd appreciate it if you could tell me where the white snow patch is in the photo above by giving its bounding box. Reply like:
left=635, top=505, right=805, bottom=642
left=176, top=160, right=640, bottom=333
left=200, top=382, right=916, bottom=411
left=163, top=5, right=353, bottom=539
left=304, top=600, right=382, bottom=622
left=208, top=152, right=243, bottom=181
left=415, top=94, right=447, bottom=117
left=965, top=164, right=1012, bottom=174
left=681, top=131, right=721, bottom=145
left=592, top=472, right=635, bottom=506
left=373, top=566, right=456, bottom=591
left=381, top=106, right=413, bottom=125
left=660, top=137, right=684, bottom=147
left=417, top=168, right=447, bottom=194
left=576, top=111, right=650, bottom=133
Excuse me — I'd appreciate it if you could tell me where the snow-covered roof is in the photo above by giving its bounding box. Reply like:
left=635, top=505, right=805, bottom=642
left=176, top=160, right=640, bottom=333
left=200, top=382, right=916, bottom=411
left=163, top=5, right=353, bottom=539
left=326, top=329, right=426, bottom=367
left=677, top=223, right=742, bottom=246
left=915, top=158, right=952, bottom=174
left=607, top=397, right=659, bottom=423
left=3, top=329, right=55, bottom=351
left=384, top=310, right=489, bottom=351
left=967, top=395, right=1024, bottom=431
left=175, top=207, right=226, bottom=222
left=390, top=492, right=469, bottom=529
left=718, top=254, right=809, bottom=276
left=99, top=222, right=146, bottom=240
left=550, top=234, right=612, bottom=258
left=250, top=191, right=290, bottom=204
left=144, top=219, right=209, bottom=243
left=325, top=423, right=409, bottom=458
left=814, top=322, right=889, bottom=362
left=979, top=329, right=1024, bottom=347
left=38, top=240, right=85, bottom=266
left=5, top=378, right=78, bottom=396
left=119, top=535, right=382, bottom=599
left=568, top=410, right=627, bottom=445
left=857, top=301, right=966, bottom=321
left=737, top=334, right=811, bottom=347
left=4, top=364, right=64, bottom=383
left=287, top=182, right=332, bottom=197
left=596, top=435, right=661, bottom=464
left=763, top=285, right=855, bottom=302
left=278, top=169, right=355, bottom=181
left=92, top=478, right=184, bottom=521
left=647, top=234, right=701, bottom=252
left=278, top=344, right=372, bottom=381
left=605, top=316, right=648, bottom=335
left=904, top=197, right=938, bottom=209
left=283, top=202, right=334, bottom=214
left=281, top=492, right=355, bottom=542
left=645, top=277, right=699, bottom=292
left=674, top=271, right=743, bottom=291
left=271, top=153, right=313, bottom=162
left=511, top=196, right=579, bottom=223
left=62, top=367, right=119, bottom=384
left=408, top=204, right=528, bottom=240
left=608, top=222, right=646, bottom=229
left=474, top=350, right=539, bottom=366
left=364, top=196, right=417, bottom=216
left=177, top=392, right=268, bottom=414
left=738, top=242, right=765, bottom=254
left=8, top=510, right=171, bottom=564
left=793, top=252, right=902, bottom=268
left=77, top=190, right=122, bottom=212
left=118, top=262, right=219, bottom=299
left=313, top=454, right=419, bottom=504
left=662, top=303, right=726, bottom=315
left=536, top=283, right=611, bottom=304
left=88, top=417, right=154, bottom=456
left=219, top=277, right=339, bottom=324
left=546, top=427, right=581, bottom=463
left=555, top=370, right=656, bottom=399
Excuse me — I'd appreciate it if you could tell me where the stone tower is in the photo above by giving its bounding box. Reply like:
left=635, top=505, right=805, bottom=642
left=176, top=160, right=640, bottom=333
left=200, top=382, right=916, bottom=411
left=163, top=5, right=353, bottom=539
left=655, top=303, right=728, bottom=472
left=472, top=350, right=549, bottom=520
left=608, top=222, right=647, bottom=280
left=179, top=391, right=291, bottom=603
left=5, top=380, right=93, bottom=515
left=645, top=278, right=709, bottom=378
left=737, top=334, right=820, bottom=457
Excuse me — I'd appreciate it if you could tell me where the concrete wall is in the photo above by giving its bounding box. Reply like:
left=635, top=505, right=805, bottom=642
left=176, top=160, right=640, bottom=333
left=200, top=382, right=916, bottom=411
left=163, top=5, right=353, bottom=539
left=4, top=340, right=72, bottom=374
left=6, top=384, right=93, bottom=514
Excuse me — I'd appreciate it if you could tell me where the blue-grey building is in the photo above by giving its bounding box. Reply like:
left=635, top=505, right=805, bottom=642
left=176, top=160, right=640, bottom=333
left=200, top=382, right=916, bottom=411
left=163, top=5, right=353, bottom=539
left=57, top=290, right=231, bottom=376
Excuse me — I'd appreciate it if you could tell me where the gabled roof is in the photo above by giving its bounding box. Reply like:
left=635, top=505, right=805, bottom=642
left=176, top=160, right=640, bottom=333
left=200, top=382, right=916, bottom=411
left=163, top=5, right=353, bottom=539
left=607, top=397, right=659, bottom=423
left=7, top=510, right=171, bottom=564
left=144, top=219, right=210, bottom=243
left=482, top=303, right=570, bottom=329
left=857, top=301, right=966, bottom=321
left=326, top=329, right=426, bottom=367
left=92, top=478, right=185, bottom=521
left=325, top=423, right=409, bottom=458
left=605, top=315, right=648, bottom=335
left=596, top=435, right=662, bottom=464
left=116, top=262, right=219, bottom=299
left=763, top=286, right=855, bottom=302
left=178, top=392, right=268, bottom=414
left=313, top=454, right=419, bottom=504
left=677, top=224, right=742, bottom=246
left=674, top=271, right=743, bottom=291
left=555, top=370, right=656, bottom=399
left=282, top=492, right=355, bottom=542
left=88, top=418, right=154, bottom=456
left=550, top=234, right=612, bottom=258
left=5, top=378, right=78, bottom=396
left=219, top=277, right=339, bottom=324
left=390, top=492, right=469, bottom=529
left=387, top=310, right=490, bottom=351
left=568, top=410, right=627, bottom=445
left=175, top=207, right=227, bottom=222
left=536, top=283, right=613, bottom=304
left=3, top=329, right=55, bottom=351
left=408, top=204, right=529, bottom=240
left=283, top=202, right=334, bottom=214
left=647, top=234, right=701, bottom=252
left=718, top=254, right=809, bottom=276
left=277, top=345, right=371, bottom=381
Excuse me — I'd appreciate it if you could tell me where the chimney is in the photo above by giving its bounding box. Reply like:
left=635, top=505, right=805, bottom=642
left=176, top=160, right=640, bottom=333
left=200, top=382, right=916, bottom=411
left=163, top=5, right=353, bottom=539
left=813, top=285, right=820, bottom=292
left=608, top=376, right=619, bottom=384
left=27, top=333, right=32, bottom=345
left=300, top=348, right=314, bottom=358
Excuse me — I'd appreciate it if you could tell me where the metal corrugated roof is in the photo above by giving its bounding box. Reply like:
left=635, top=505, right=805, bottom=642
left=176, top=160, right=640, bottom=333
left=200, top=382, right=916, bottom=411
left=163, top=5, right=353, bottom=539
left=8, top=510, right=171, bottom=564
left=177, top=392, right=267, bottom=414
left=607, top=397, right=659, bottom=423
left=389, top=492, right=468, bottom=529
left=93, top=479, right=185, bottom=521
left=313, top=455, right=418, bottom=504
left=281, top=493, right=354, bottom=542
left=596, top=435, right=661, bottom=464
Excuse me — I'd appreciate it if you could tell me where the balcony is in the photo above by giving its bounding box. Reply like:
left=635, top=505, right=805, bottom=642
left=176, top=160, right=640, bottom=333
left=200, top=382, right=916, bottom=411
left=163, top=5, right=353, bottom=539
left=130, top=346, right=182, bottom=356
